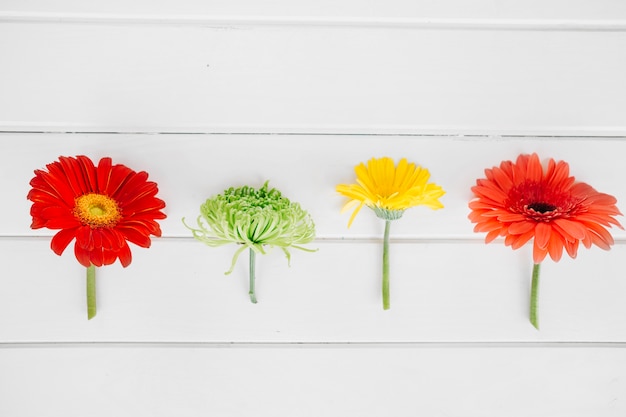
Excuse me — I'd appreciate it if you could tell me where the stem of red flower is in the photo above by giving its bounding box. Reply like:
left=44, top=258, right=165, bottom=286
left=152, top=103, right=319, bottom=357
left=530, top=263, right=540, bottom=330
left=383, top=220, right=391, bottom=310
left=87, top=264, right=96, bottom=320
left=249, top=248, right=258, bottom=304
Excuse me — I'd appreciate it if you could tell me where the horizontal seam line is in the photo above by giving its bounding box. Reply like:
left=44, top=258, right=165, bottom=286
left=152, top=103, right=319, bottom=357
left=2, top=14, right=626, bottom=31
left=5, top=236, right=626, bottom=244
left=2, top=130, right=626, bottom=139
left=2, top=341, right=626, bottom=349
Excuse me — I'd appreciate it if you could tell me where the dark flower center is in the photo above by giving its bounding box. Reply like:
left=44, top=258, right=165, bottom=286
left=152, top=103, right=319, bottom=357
left=526, top=202, right=557, bottom=214
left=507, top=180, right=582, bottom=222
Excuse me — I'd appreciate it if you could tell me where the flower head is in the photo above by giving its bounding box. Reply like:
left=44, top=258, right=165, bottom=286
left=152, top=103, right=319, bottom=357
left=28, top=155, right=167, bottom=267
left=184, top=181, right=316, bottom=274
left=336, top=157, right=445, bottom=226
left=469, top=153, right=622, bottom=264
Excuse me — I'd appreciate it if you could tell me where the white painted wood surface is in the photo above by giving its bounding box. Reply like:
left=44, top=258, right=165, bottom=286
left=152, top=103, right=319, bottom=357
left=2, top=11, right=626, bottom=135
left=1, top=2, right=626, bottom=416
left=3, top=0, right=626, bottom=22
left=1, top=346, right=624, bottom=417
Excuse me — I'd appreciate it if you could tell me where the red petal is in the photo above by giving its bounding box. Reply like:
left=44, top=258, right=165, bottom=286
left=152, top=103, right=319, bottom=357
left=117, top=226, right=152, bottom=248
left=90, top=246, right=104, bottom=267
left=58, top=156, right=87, bottom=196
left=75, top=225, right=94, bottom=250
left=37, top=163, right=77, bottom=206
left=99, top=160, right=133, bottom=196
left=50, top=228, right=78, bottom=255
left=43, top=215, right=81, bottom=230
left=114, top=171, right=151, bottom=202
left=74, top=242, right=92, bottom=267
left=40, top=205, right=71, bottom=219
left=96, top=157, right=113, bottom=193
left=117, top=241, right=132, bottom=267
left=30, top=217, right=46, bottom=229
left=102, top=248, right=118, bottom=266
left=91, top=229, right=103, bottom=250
left=76, top=155, right=98, bottom=191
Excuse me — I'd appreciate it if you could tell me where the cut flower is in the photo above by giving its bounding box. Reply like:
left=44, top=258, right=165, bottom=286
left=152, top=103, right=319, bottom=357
left=184, top=181, right=316, bottom=303
left=28, top=155, right=166, bottom=319
left=337, top=157, right=445, bottom=309
left=469, top=153, right=622, bottom=328
left=336, top=156, right=445, bottom=227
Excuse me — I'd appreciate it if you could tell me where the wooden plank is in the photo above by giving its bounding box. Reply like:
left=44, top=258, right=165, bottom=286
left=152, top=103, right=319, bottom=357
left=1, top=238, right=625, bottom=343
left=5, top=134, right=626, bottom=239
left=1, top=24, right=626, bottom=135
left=2, top=0, right=626, bottom=22
left=1, top=345, right=624, bottom=416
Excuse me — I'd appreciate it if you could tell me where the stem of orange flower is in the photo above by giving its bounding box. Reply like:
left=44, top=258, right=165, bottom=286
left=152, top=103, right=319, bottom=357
left=530, top=263, right=540, bottom=330
left=383, top=220, right=391, bottom=310
left=87, top=264, right=96, bottom=320
left=249, top=248, right=258, bottom=304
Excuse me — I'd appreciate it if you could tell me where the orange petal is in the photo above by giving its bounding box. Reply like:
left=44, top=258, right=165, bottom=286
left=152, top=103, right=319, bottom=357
left=547, top=233, right=564, bottom=262
left=552, top=218, right=587, bottom=241
left=508, top=221, right=536, bottom=235
left=534, top=222, right=551, bottom=249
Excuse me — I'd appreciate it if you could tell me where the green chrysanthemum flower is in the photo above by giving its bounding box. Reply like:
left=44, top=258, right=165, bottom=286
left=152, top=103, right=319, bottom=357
left=183, top=181, right=316, bottom=303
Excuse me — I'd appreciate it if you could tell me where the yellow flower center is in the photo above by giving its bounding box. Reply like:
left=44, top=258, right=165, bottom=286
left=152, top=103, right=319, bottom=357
left=74, top=193, right=121, bottom=228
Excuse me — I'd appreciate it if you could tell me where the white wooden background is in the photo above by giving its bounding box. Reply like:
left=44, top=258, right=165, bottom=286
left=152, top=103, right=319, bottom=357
left=1, top=2, right=626, bottom=416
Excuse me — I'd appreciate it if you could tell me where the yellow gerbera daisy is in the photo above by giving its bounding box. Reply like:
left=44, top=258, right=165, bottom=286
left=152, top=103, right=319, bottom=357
left=336, top=157, right=445, bottom=227
left=336, top=157, right=445, bottom=310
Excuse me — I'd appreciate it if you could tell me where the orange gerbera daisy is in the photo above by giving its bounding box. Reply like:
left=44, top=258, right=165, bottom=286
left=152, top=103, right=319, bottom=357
left=469, top=153, right=622, bottom=328
left=28, top=155, right=166, bottom=319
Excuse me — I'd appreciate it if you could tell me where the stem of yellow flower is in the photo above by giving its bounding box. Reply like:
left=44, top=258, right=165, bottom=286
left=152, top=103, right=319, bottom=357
left=530, top=263, right=540, bottom=330
left=87, top=264, right=96, bottom=320
left=249, top=248, right=258, bottom=304
left=382, top=220, right=391, bottom=310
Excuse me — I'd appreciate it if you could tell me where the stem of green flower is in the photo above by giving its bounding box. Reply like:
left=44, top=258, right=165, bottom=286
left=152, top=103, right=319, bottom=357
left=87, top=264, right=96, bottom=320
left=249, top=248, right=258, bottom=304
left=382, top=220, right=391, bottom=310
left=530, top=263, right=540, bottom=330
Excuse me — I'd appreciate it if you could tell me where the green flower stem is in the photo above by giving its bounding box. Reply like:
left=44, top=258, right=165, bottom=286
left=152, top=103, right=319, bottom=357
left=87, top=264, right=96, bottom=320
left=530, top=263, right=540, bottom=330
left=383, top=220, right=391, bottom=310
left=249, top=248, right=258, bottom=304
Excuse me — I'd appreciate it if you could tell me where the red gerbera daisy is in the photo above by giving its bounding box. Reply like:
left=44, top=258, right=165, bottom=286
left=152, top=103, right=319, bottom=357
left=28, top=155, right=166, bottom=318
left=469, top=153, right=622, bottom=329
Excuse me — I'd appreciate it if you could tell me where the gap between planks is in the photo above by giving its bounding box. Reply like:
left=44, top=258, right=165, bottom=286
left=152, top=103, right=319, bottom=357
left=3, top=13, right=626, bottom=32
left=1, top=341, right=626, bottom=349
